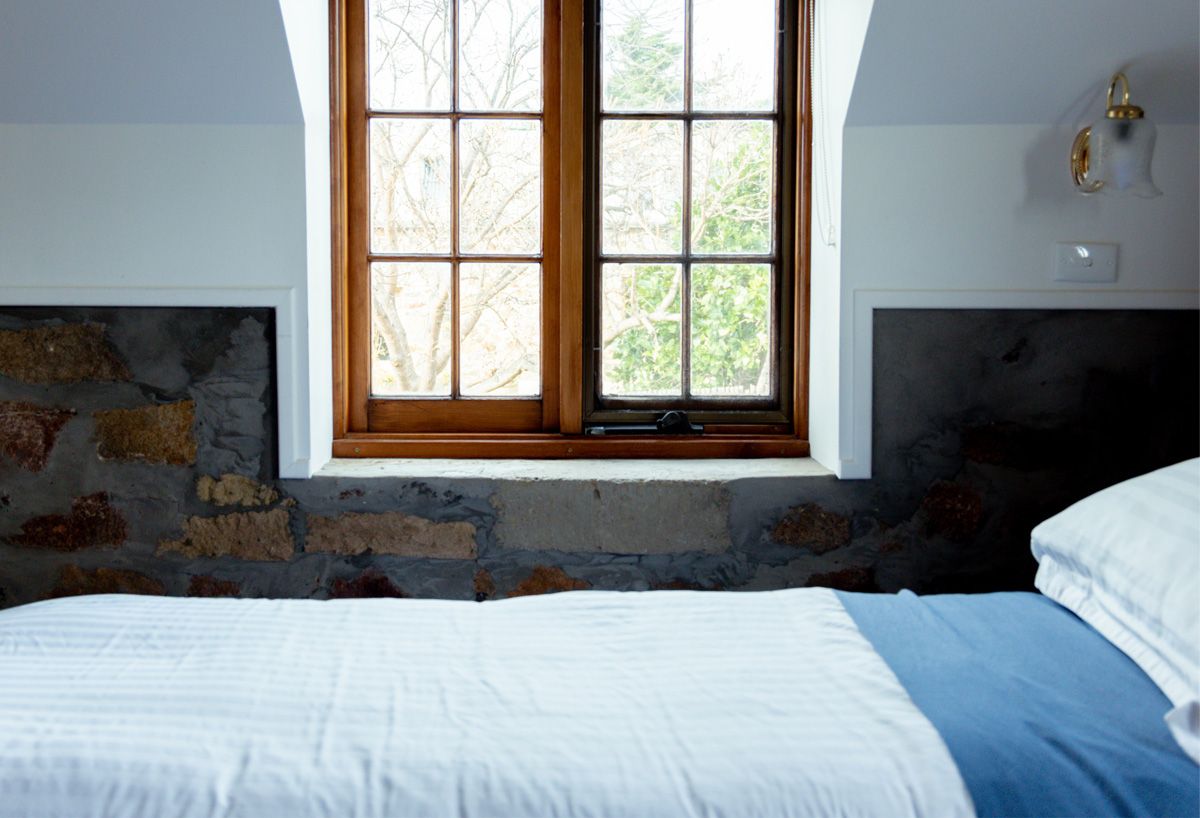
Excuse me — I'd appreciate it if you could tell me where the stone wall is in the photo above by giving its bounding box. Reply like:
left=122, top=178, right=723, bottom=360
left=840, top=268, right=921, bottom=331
left=0, top=306, right=1195, bottom=607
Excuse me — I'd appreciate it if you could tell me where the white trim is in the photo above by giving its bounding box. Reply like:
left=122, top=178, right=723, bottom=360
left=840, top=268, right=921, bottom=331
left=839, top=288, right=1200, bottom=480
left=317, top=457, right=832, bottom=481
left=0, top=284, right=311, bottom=479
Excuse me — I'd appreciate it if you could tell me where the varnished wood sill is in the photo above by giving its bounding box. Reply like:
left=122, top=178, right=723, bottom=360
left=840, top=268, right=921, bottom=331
left=332, top=435, right=810, bottom=460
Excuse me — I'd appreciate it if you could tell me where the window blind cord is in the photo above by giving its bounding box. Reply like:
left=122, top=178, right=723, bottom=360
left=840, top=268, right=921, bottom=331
left=809, top=0, right=837, bottom=247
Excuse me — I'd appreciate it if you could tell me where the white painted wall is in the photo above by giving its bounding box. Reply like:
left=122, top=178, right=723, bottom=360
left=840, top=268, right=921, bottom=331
left=1, top=0, right=1195, bottom=479
left=811, top=0, right=1200, bottom=478
left=805, top=0, right=874, bottom=472
left=0, top=1, right=301, bottom=124
left=0, top=1, right=330, bottom=478
left=278, top=0, right=334, bottom=477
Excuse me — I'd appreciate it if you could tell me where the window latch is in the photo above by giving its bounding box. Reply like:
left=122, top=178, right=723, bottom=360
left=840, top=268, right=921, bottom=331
left=584, top=411, right=703, bottom=436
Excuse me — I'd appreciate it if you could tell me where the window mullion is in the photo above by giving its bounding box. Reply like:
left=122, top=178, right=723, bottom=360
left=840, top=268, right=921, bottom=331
left=450, top=119, right=461, bottom=399
left=680, top=0, right=694, bottom=402
left=450, top=0, right=461, bottom=399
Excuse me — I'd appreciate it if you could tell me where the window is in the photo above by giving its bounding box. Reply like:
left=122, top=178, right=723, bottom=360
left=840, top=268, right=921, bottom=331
left=332, top=0, right=810, bottom=457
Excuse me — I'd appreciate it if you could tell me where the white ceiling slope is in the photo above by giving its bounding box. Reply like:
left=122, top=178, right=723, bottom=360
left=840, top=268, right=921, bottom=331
left=0, top=0, right=302, bottom=123
left=847, top=0, right=1200, bottom=126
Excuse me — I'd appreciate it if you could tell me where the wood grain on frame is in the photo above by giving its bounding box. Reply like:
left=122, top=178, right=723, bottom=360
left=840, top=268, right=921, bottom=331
left=793, top=0, right=813, bottom=440
left=335, top=434, right=810, bottom=459
left=542, top=0, right=564, bottom=431
left=557, top=0, right=585, bottom=434
left=344, top=0, right=371, bottom=433
left=331, top=0, right=812, bottom=456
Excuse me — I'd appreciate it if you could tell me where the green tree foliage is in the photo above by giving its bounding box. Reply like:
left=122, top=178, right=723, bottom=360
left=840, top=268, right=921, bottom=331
left=602, top=264, right=681, bottom=395
left=603, top=13, right=683, bottom=110
left=604, top=11, right=772, bottom=397
left=690, top=264, right=770, bottom=395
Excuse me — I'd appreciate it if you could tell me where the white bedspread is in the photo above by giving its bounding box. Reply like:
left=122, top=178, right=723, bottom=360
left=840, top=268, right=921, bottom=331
left=0, top=589, right=973, bottom=818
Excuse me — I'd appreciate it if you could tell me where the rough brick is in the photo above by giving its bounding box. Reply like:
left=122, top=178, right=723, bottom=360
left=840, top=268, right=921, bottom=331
left=507, top=565, right=590, bottom=598
left=0, top=401, right=74, bottom=471
left=920, top=481, right=984, bottom=541
left=329, top=571, right=408, bottom=599
left=11, top=493, right=127, bottom=551
left=196, top=473, right=278, bottom=507
left=771, top=503, right=851, bottom=554
left=0, top=323, right=131, bottom=384
left=473, top=568, right=496, bottom=601
left=94, top=401, right=197, bottom=465
left=805, top=566, right=877, bottom=593
left=158, top=509, right=293, bottom=561
left=305, top=511, right=477, bottom=559
left=49, top=565, right=164, bottom=598
left=650, top=578, right=712, bottom=591
left=186, top=575, right=242, bottom=598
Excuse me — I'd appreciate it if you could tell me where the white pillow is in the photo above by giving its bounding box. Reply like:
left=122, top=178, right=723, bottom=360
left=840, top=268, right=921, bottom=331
left=1032, top=458, right=1200, bottom=762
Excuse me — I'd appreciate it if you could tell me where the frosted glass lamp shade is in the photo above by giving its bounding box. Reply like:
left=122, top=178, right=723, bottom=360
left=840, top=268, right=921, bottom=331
left=1070, top=72, right=1162, bottom=198
left=1088, top=116, right=1162, bottom=198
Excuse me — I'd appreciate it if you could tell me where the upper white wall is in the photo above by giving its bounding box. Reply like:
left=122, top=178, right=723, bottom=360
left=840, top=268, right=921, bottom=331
left=848, top=0, right=1200, bottom=127
left=2, top=0, right=1194, bottom=479
left=0, top=1, right=301, bottom=123
left=815, top=0, right=1200, bottom=478
left=0, top=1, right=328, bottom=478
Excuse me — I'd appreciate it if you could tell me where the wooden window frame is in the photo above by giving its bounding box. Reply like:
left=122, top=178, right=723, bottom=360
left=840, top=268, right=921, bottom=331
left=582, top=0, right=799, bottom=427
left=331, top=0, right=812, bottom=459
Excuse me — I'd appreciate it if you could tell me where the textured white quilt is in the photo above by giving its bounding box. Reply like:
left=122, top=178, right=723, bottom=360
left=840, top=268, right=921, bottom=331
left=0, top=589, right=973, bottom=818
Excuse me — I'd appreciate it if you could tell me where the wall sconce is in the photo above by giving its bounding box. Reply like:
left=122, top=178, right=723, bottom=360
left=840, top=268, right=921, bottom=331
left=1070, top=72, right=1161, bottom=197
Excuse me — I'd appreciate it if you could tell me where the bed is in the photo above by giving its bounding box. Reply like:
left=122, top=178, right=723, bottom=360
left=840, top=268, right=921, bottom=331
left=1, top=461, right=1196, bottom=818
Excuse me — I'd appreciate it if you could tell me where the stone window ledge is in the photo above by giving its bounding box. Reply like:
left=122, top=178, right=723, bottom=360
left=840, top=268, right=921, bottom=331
left=300, top=459, right=833, bottom=557
left=316, top=458, right=831, bottom=483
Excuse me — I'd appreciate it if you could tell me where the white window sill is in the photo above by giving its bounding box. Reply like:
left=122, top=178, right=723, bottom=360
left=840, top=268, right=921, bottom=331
left=316, top=457, right=831, bottom=482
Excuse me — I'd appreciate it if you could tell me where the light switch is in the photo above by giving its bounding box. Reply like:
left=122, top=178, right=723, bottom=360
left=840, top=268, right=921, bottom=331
left=1054, top=242, right=1118, bottom=283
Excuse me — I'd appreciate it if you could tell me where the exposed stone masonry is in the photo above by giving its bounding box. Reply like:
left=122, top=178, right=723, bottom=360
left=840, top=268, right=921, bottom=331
left=0, top=401, right=74, bottom=471
left=187, top=575, right=242, bottom=598
left=508, top=566, right=591, bottom=598
left=51, top=565, right=164, bottom=598
left=196, top=474, right=278, bottom=507
left=771, top=503, right=851, bottom=554
left=306, top=511, right=477, bottom=559
left=94, top=401, right=198, bottom=465
left=13, top=493, right=127, bottom=551
left=159, top=509, right=294, bottom=561
left=0, top=323, right=131, bottom=384
left=0, top=307, right=1195, bottom=607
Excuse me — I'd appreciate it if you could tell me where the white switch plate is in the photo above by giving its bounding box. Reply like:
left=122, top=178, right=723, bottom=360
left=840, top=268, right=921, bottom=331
left=1053, top=242, right=1118, bottom=283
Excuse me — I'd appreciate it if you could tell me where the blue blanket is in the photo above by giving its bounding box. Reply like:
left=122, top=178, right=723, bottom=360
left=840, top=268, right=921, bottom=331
left=837, top=590, right=1199, bottom=818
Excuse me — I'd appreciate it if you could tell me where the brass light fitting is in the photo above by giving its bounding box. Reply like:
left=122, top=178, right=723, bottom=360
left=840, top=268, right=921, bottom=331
left=1070, top=72, right=1160, bottom=197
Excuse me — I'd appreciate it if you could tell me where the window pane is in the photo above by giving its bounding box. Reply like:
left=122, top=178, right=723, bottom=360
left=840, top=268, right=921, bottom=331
left=690, top=264, right=771, bottom=396
left=691, top=0, right=775, bottom=111
left=369, top=0, right=452, bottom=111
left=371, top=262, right=453, bottom=396
left=601, top=120, right=683, bottom=254
left=601, top=0, right=684, bottom=112
left=460, top=263, right=541, bottom=396
left=459, top=0, right=542, bottom=112
left=371, top=119, right=452, bottom=254
left=459, top=119, right=541, bottom=254
left=691, top=120, right=774, bottom=255
left=601, top=264, right=682, bottom=396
